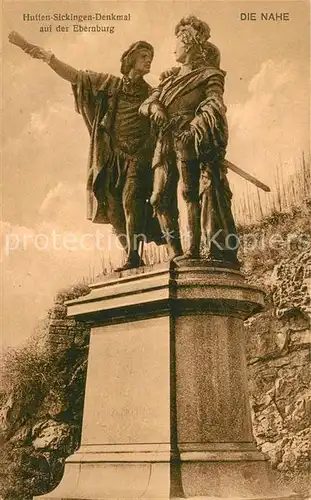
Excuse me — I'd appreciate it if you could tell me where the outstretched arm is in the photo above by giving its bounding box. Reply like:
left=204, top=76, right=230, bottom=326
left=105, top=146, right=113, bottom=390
left=8, top=31, right=78, bottom=84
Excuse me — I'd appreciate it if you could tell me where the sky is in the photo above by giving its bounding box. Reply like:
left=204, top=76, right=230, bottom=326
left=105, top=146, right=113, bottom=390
left=1, top=0, right=310, bottom=347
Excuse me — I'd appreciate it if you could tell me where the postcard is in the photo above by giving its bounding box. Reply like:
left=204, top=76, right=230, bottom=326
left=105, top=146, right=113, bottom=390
left=1, top=1, right=310, bottom=499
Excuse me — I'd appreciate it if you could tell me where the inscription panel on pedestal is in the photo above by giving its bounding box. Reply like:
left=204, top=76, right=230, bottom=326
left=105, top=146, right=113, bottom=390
left=81, top=316, right=170, bottom=446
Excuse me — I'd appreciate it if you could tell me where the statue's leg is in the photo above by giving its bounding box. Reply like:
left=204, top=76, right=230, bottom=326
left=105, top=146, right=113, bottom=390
left=105, top=192, right=128, bottom=252
left=157, top=211, right=183, bottom=260
left=200, top=169, right=221, bottom=258
left=221, top=175, right=240, bottom=263
left=151, top=164, right=182, bottom=259
left=200, top=189, right=224, bottom=260
left=176, top=159, right=201, bottom=259
left=120, top=160, right=146, bottom=269
left=200, top=165, right=240, bottom=264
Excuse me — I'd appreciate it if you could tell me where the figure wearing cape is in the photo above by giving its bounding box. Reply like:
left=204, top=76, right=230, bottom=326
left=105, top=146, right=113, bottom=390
left=7, top=32, right=163, bottom=270
left=72, top=67, right=163, bottom=248
left=140, top=56, right=238, bottom=263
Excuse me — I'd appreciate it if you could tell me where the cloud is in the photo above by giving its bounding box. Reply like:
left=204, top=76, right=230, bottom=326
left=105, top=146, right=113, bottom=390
left=2, top=96, right=90, bottom=225
left=227, top=58, right=309, bottom=195
left=248, top=59, right=295, bottom=95
left=38, top=181, right=87, bottom=229
left=1, top=218, right=123, bottom=348
left=0, top=180, right=126, bottom=347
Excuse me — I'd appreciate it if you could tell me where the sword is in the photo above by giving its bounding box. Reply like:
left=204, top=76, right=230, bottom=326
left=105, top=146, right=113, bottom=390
left=222, top=159, right=271, bottom=192
left=159, top=119, right=271, bottom=192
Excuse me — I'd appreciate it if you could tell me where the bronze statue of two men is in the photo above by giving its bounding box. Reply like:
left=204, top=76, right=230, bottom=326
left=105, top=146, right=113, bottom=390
left=9, top=15, right=239, bottom=271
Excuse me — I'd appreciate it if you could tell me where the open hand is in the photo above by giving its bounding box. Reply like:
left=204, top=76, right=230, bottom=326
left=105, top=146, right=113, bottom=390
left=8, top=31, right=28, bottom=49
left=8, top=31, right=51, bottom=61
left=8, top=31, right=49, bottom=60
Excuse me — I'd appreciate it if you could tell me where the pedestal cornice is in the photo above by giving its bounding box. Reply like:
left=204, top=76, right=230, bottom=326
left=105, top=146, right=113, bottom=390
left=66, top=261, right=265, bottom=323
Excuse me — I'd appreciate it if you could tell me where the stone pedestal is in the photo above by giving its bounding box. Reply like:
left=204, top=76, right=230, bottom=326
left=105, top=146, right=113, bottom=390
left=35, top=262, right=302, bottom=500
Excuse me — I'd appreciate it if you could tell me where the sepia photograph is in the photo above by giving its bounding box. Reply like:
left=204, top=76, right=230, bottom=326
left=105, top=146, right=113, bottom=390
left=1, top=0, right=310, bottom=499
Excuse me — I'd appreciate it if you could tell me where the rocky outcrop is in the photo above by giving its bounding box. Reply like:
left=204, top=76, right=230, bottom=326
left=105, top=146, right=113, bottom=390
left=246, top=250, right=311, bottom=494
left=32, top=420, right=74, bottom=452
left=0, top=284, right=90, bottom=500
left=271, top=250, right=311, bottom=318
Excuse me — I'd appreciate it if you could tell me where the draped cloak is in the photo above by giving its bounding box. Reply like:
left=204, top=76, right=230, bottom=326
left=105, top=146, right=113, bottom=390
left=72, top=70, right=119, bottom=223
left=72, top=70, right=162, bottom=244
left=140, top=65, right=238, bottom=259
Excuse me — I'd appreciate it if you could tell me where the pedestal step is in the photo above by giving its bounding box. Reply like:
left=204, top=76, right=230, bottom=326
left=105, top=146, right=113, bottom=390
left=34, top=459, right=304, bottom=500
left=171, top=496, right=306, bottom=500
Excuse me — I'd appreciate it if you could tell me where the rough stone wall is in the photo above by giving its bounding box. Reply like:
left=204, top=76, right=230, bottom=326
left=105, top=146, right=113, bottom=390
left=47, top=285, right=91, bottom=351
left=0, top=284, right=91, bottom=500
left=245, top=250, right=311, bottom=493
left=1, top=251, right=310, bottom=498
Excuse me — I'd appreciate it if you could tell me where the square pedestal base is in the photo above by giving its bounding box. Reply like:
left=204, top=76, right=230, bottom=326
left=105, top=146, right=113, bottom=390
left=34, top=265, right=304, bottom=500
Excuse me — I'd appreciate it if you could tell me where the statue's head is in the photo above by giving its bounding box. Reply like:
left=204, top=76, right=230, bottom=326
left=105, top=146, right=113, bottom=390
left=120, top=41, right=154, bottom=76
left=174, top=15, right=220, bottom=68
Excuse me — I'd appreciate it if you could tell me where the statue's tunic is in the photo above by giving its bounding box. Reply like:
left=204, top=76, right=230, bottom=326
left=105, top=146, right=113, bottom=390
left=140, top=65, right=238, bottom=258
left=72, top=70, right=161, bottom=243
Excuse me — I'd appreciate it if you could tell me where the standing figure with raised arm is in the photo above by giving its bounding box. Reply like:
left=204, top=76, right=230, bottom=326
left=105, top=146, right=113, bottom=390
left=8, top=31, right=163, bottom=271
left=140, top=15, right=238, bottom=264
